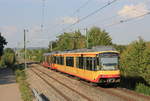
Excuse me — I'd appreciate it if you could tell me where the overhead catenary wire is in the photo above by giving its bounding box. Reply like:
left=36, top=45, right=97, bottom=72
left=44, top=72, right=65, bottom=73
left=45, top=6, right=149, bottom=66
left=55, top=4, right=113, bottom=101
left=48, top=0, right=150, bottom=43
left=86, top=5, right=148, bottom=28
left=61, top=0, right=118, bottom=32
left=104, top=11, right=150, bottom=28
left=44, top=10, right=150, bottom=45
left=46, top=0, right=91, bottom=33
left=71, top=0, right=91, bottom=16
left=62, top=11, right=150, bottom=34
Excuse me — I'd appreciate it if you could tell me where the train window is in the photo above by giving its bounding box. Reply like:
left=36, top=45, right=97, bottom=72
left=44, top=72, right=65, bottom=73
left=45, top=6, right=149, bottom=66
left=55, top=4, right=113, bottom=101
left=60, top=56, right=64, bottom=65
left=85, top=57, right=89, bottom=70
left=92, top=57, right=97, bottom=71
left=55, top=56, right=60, bottom=65
left=54, top=56, right=56, bottom=63
left=66, top=57, right=74, bottom=67
left=76, top=57, right=79, bottom=68
left=52, top=56, right=55, bottom=63
left=44, top=56, right=46, bottom=62
left=50, top=56, right=53, bottom=64
left=85, top=57, right=93, bottom=70
left=46, top=56, right=49, bottom=63
left=56, top=56, right=60, bottom=64
left=79, top=57, right=84, bottom=69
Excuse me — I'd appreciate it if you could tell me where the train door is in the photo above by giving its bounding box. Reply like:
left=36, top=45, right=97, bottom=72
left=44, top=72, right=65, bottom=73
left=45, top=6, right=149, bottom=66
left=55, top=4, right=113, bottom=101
left=64, top=56, right=66, bottom=71
left=73, top=56, right=77, bottom=74
left=49, top=55, right=52, bottom=68
left=75, top=54, right=84, bottom=77
left=83, top=56, right=96, bottom=81
left=83, top=56, right=86, bottom=77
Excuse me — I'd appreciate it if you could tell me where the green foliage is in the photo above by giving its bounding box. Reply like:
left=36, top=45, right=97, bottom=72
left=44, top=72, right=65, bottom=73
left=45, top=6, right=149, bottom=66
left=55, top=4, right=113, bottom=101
left=52, top=31, right=86, bottom=51
left=48, top=27, right=112, bottom=51
left=0, top=56, right=5, bottom=68
left=121, top=39, right=146, bottom=76
left=25, top=48, right=48, bottom=62
left=0, top=33, right=7, bottom=56
left=120, top=38, right=150, bottom=94
left=15, top=64, right=33, bottom=101
left=3, top=48, right=16, bottom=67
left=135, top=83, right=150, bottom=96
left=0, top=48, right=16, bottom=68
left=15, top=69, right=26, bottom=81
left=87, top=27, right=112, bottom=48
left=113, top=44, right=127, bottom=53
left=141, top=46, right=150, bottom=84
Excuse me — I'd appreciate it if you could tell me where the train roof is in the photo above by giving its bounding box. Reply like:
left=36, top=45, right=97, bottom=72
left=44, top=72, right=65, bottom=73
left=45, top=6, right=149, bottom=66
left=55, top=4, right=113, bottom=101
left=43, top=46, right=118, bottom=56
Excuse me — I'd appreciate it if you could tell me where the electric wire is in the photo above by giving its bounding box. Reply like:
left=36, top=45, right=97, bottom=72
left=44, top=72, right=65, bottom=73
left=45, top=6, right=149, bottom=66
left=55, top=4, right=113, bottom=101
left=71, top=0, right=91, bottom=16
left=48, top=0, right=150, bottom=43
left=104, top=11, right=150, bottom=28
left=86, top=4, right=147, bottom=28
left=47, top=0, right=91, bottom=33
left=61, top=0, right=118, bottom=32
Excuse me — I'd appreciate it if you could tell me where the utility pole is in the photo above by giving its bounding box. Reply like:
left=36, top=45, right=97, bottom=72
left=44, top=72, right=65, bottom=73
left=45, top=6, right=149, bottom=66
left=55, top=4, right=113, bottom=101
left=85, top=28, right=88, bottom=48
left=24, top=29, right=28, bottom=69
left=49, top=41, right=53, bottom=52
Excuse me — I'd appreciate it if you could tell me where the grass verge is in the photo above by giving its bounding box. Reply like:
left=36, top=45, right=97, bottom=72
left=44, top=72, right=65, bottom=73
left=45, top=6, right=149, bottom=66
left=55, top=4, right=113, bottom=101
left=14, top=64, right=33, bottom=101
left=135, top=83, right=150, bottom=96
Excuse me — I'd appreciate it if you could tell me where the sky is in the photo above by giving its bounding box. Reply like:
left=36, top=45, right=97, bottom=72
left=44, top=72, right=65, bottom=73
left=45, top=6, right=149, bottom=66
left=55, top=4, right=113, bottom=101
left=0, top=0, right=150, bottom=48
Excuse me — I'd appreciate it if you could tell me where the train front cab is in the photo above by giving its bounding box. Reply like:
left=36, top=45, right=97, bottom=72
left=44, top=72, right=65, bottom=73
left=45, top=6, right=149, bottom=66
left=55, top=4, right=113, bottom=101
left=93, top=52, right=120, bottom=84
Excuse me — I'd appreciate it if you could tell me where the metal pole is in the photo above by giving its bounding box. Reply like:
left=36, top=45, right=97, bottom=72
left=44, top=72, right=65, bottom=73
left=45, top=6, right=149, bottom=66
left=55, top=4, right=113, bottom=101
left=85, top=28, right=88, bottom=48
left=50, top=41, right=53, bottom=52
left=24, top=29, right=27, bottom=69
left=49, top=41, right=53, bottom=52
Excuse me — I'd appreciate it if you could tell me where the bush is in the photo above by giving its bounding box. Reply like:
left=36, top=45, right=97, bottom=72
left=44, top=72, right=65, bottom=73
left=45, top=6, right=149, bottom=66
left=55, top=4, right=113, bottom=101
left=136, top=83, right=150, bottom=96
left=0, top=48, right=16, bottom=68
left=120, top=38, right=150, bottom=96
left=15, top=69, right=26, bottom=82
left=20, top=81, right=33, bottom=101
left=120, top=38, right=150, bottom=84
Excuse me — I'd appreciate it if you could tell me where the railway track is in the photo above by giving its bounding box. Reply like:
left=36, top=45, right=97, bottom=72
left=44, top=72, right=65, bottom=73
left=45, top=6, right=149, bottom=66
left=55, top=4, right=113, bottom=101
left=30, top=68, right=71, bottom=101
left=30, top=64, right=150, bottom=101
left=30, top=67, right=93, bottom=101
left=113, top=88, right=150, bottom=100
left=73, top=78, right=138, bottom=101
left=78, top=80, right=150, bottom=101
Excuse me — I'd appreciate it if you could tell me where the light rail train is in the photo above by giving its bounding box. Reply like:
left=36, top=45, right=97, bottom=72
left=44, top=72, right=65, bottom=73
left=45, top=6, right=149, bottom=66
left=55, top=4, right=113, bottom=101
left=42, top=46, right=120, bottom=84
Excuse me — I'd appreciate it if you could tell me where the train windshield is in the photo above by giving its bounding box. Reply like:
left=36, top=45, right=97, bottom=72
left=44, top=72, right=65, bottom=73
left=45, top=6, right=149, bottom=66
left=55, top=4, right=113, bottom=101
left=98, top=52, right=119, bottom=70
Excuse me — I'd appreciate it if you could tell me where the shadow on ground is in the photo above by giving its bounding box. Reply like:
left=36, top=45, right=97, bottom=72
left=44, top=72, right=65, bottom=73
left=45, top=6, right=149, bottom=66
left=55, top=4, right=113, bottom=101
left=0, top=68, right=16, bottom=85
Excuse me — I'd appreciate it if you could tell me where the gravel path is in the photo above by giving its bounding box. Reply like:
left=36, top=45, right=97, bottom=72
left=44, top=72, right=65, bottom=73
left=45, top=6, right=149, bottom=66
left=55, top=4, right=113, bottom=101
left=0, top=68, right=22, bottom=101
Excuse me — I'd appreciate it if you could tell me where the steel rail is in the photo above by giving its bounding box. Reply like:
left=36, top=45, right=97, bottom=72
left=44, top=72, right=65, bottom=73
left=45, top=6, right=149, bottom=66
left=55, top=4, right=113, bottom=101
left=33, top=67, right=93, bottom=101
left=30, top=68, right=72, bottom=101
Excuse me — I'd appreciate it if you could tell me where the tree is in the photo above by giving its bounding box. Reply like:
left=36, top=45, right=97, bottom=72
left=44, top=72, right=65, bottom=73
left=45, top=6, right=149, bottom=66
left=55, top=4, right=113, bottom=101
left=54, top=31, right=86, bottom=51
left=25, top=48, right=48, bottom=62
left=87, top=27, right=112, bottom=48
left=48, top=41, right=58, bottom=52
left=141, top=44, right=150, bottom=84
left=121, top=38, right=150, bottom=84
left=113, top=44, right=127, bottom=53
left=0, top=33, right=7, bottom=57
left=121, top=38, right=146, bottom=75
left=3, top=48, right=16, bottom=67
